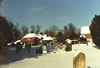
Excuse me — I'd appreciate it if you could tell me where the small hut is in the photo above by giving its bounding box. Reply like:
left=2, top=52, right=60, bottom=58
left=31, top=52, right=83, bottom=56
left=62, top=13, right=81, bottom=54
left=21, top=33, right=40, bottom=44
left=81, top=26, right=92, bottom=42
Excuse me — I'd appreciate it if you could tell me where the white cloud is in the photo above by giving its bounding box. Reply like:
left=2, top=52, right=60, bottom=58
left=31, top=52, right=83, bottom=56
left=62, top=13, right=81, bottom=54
left=29, top=6, right=47, bottom=12
left=56, top=16, right=68, bottom=20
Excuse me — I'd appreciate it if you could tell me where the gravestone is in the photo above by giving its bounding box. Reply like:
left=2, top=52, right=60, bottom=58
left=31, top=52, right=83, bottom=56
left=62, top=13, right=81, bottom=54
left=73, top=51, right=85, bottom=68
left=60, top=43, right=63, bottom=49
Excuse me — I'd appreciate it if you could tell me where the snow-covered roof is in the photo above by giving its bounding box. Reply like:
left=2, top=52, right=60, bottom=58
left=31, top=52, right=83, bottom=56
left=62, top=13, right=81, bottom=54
left=22, top=33, right=37, bottom=38
left=22, top=33, right=54, bottom=41
left=36, top=34, right=42, bottom=39
left=42, top=34, right=47, bottom=38
left=14, top=40, right=21, bottom=44
left=43, top=36, right=53, bottom=41
left=81, top=26, right=90, bottom=34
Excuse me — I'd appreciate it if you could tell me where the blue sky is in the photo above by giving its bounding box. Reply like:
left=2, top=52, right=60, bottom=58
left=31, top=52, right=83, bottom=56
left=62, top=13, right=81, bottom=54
left=1, top=0, right=100, bottom=31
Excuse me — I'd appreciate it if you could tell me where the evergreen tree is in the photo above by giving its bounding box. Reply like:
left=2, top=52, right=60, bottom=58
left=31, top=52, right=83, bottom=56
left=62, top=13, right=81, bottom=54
left=0, top=16, right=13, bottom=43
left=90, top=15, right=100, bottom=47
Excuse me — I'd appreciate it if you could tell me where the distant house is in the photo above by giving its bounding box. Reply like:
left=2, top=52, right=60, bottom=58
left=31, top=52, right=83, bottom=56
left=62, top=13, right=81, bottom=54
left=80, top=26, right=92, bottom=42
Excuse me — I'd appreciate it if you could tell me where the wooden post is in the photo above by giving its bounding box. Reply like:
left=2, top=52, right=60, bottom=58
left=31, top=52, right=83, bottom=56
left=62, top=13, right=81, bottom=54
left=56, top=42, right=58, bottom=50
left=73, top=51, right=85, bottom=68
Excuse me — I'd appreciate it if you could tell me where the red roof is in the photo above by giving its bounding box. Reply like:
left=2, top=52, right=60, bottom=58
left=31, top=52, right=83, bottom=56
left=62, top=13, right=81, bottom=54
left=85, top=34, right=91, bottom=39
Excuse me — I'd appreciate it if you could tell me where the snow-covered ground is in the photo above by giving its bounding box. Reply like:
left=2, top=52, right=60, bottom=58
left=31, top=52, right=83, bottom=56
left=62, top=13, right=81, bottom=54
left=0, top=43, right=100, bottom=68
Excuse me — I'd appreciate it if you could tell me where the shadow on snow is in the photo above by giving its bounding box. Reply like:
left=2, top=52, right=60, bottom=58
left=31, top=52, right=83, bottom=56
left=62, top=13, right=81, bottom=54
left=0, top=46, right=42, bottom=65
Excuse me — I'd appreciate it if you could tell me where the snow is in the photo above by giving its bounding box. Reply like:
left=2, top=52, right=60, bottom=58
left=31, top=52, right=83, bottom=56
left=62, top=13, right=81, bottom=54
left=1, top=43, right=100, bottom=68
left=81, top=26, right=90, bottom=34
left=43, top=37, right=53, bottom=41
left=23, top=33, right=37, bottom=38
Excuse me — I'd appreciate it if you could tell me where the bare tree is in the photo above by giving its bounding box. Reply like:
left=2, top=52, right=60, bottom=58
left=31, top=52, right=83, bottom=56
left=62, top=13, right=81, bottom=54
left=31, top=25, right=35, bottom=33
left=64, top=26, right=68, bottom=33
left=0, top=0, right=3, bottom=7
left=46, top=25, right=59, bottom=37
left=0, top=0, right=3, bottom=15
left=68, top=23, right=80, bottom=40
left=21, top=25, right=29, bottom=36
left=57, top=31, right=64, bottom=43
left=49, top=25, right=59, bottom=32
left=44, top=29, right=49, bottom=35
left=63, top=26, right=70, bottom=40
left=35, top=25, right=41, bottom=34
left=68, top=23, right=76, bottom=33
left=8, top=22, right=22, bottom=41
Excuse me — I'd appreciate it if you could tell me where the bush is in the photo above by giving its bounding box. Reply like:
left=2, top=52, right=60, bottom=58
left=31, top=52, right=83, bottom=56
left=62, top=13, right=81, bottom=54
left=90, top=15, right=100, bottom=47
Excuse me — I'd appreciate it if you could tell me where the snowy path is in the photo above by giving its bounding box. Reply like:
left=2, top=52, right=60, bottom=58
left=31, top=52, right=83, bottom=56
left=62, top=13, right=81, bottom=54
left=0, top=43, right=100, bottom=68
